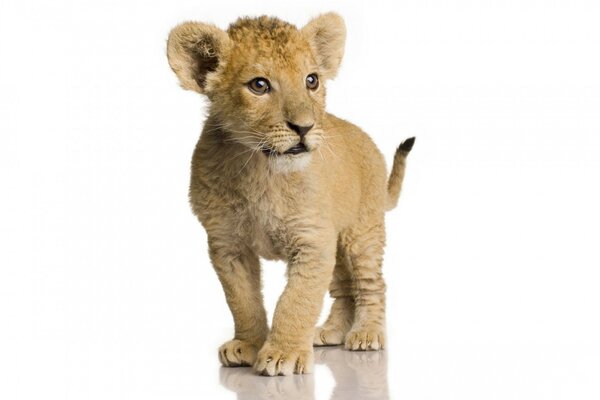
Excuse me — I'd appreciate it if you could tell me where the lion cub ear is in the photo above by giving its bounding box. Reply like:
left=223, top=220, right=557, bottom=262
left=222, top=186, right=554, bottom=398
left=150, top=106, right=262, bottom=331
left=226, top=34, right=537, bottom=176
left=301, top=13, right=346, bottom=80
left=167, top=22, right=231, bottom=93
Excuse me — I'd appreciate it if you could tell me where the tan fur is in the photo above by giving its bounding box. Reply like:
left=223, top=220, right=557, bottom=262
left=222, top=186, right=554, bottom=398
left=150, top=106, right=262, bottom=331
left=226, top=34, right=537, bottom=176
left=167, top=13, right=414, bottom=376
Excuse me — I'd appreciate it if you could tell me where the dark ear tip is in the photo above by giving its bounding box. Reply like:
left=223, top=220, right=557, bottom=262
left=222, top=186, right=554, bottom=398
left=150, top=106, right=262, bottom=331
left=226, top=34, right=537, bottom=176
left=398, top=137, right=416, bottom=153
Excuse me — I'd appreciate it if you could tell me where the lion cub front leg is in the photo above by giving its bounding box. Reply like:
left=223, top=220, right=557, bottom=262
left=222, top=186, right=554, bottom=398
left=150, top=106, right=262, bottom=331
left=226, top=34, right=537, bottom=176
left=208, top=240, right=269, bottom=367
left=254, top=236, right=336, bottom=376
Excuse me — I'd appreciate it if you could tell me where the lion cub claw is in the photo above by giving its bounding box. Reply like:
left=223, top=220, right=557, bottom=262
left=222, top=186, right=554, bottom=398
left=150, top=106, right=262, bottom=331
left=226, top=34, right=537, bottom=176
left=344, top=329, right=385, bottom=351
left=218, top=339, right=261, bottom=367
left=254, top=342, right=314, bottom=376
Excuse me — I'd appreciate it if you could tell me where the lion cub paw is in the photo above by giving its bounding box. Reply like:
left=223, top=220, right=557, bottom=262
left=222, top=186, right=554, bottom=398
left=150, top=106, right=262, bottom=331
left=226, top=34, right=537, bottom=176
left=253, top=342, right=314, bottom=376
left=313, top=326, right=347, bottom=346
left=344, top=329, right=385, bottom=351
left=218, top=339, right=260, bottom=367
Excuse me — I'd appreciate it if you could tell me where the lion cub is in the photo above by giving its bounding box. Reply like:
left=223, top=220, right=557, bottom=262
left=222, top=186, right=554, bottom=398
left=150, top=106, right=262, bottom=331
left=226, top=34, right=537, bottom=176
left=167, top=13, right=414, bottom=376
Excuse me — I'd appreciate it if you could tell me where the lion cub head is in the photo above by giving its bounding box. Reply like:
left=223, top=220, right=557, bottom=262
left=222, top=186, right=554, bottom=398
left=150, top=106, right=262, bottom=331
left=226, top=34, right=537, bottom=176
left=167, top=13, right=346, bottom=172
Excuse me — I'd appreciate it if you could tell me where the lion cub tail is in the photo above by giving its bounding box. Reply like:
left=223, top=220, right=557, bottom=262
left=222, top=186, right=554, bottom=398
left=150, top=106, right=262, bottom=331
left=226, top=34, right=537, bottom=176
left=386, top=137, right=415, bottom=211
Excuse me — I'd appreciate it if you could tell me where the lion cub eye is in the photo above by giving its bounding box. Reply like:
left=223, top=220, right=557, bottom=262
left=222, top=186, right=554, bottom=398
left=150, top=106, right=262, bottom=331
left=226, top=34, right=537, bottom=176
left=306, top=73, right=319, bottom=90
left=248, top=77, right=271, bottom=95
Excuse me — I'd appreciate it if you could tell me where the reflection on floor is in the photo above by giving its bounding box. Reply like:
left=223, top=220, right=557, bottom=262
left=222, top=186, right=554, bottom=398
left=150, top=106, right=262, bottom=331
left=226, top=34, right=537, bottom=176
left=220, top=347, right=389, bottom=400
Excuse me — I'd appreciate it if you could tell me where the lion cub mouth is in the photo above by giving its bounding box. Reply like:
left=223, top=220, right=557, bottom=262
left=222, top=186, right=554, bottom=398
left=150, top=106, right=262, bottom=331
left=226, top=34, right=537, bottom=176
left=262, top=143, right=308, bottom=156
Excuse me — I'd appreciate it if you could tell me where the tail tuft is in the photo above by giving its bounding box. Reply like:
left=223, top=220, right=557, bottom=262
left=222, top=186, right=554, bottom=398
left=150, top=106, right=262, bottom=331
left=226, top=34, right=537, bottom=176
left=399, top=137, right=416, bottom=153
left=386, top=137, right=415, bottom=211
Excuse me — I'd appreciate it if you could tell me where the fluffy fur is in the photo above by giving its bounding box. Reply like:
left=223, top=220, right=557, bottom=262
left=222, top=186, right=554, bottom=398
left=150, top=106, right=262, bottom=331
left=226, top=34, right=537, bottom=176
left=167, top=13, right=414, bottom=376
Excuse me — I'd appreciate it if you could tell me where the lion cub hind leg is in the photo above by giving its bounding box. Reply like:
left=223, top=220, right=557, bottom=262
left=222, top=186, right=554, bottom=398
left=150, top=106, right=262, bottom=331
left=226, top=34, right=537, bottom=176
left=219, top=339, right=261, bottom=367
left=314, top=297, right=354, bottom=346
left=341, top=223, right=387, bottom=351
left=314, top=252, right=355, bottom=346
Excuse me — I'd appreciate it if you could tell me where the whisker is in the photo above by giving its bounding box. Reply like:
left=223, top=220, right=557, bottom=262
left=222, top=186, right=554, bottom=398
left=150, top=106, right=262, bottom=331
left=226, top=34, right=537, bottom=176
left=222, top=135, right=262, bottom=143
left=236, top=147, right=259, bottom=176
left=228, top=147, right=256, bottom=161
left=322, top=135, right=338, bottom=159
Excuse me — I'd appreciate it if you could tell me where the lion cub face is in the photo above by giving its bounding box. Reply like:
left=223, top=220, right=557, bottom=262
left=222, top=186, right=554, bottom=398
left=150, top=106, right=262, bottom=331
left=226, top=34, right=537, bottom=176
left=167, top=14, right=346, bottom=171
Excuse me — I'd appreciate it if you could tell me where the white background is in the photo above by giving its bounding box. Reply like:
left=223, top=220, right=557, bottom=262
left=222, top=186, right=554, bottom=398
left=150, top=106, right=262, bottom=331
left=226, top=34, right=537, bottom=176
left=1, top=0, right=599, bottom=399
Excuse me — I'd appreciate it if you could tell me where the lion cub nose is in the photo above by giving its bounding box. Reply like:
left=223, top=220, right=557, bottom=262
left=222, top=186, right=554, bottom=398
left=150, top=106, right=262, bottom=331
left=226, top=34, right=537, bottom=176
left=286, top=121, right=314, bottom=138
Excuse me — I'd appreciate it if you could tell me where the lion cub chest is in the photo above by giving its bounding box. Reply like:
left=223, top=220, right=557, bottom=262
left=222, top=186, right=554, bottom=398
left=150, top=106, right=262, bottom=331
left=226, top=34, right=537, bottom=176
left=244, top=195, right=288, bottom=261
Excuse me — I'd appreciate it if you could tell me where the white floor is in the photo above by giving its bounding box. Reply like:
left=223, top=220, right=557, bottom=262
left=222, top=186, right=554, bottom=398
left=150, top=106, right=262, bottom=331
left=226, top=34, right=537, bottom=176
left=214, top=344, right=599, bottom=400
left=219, top=347, right=389, bottom=400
